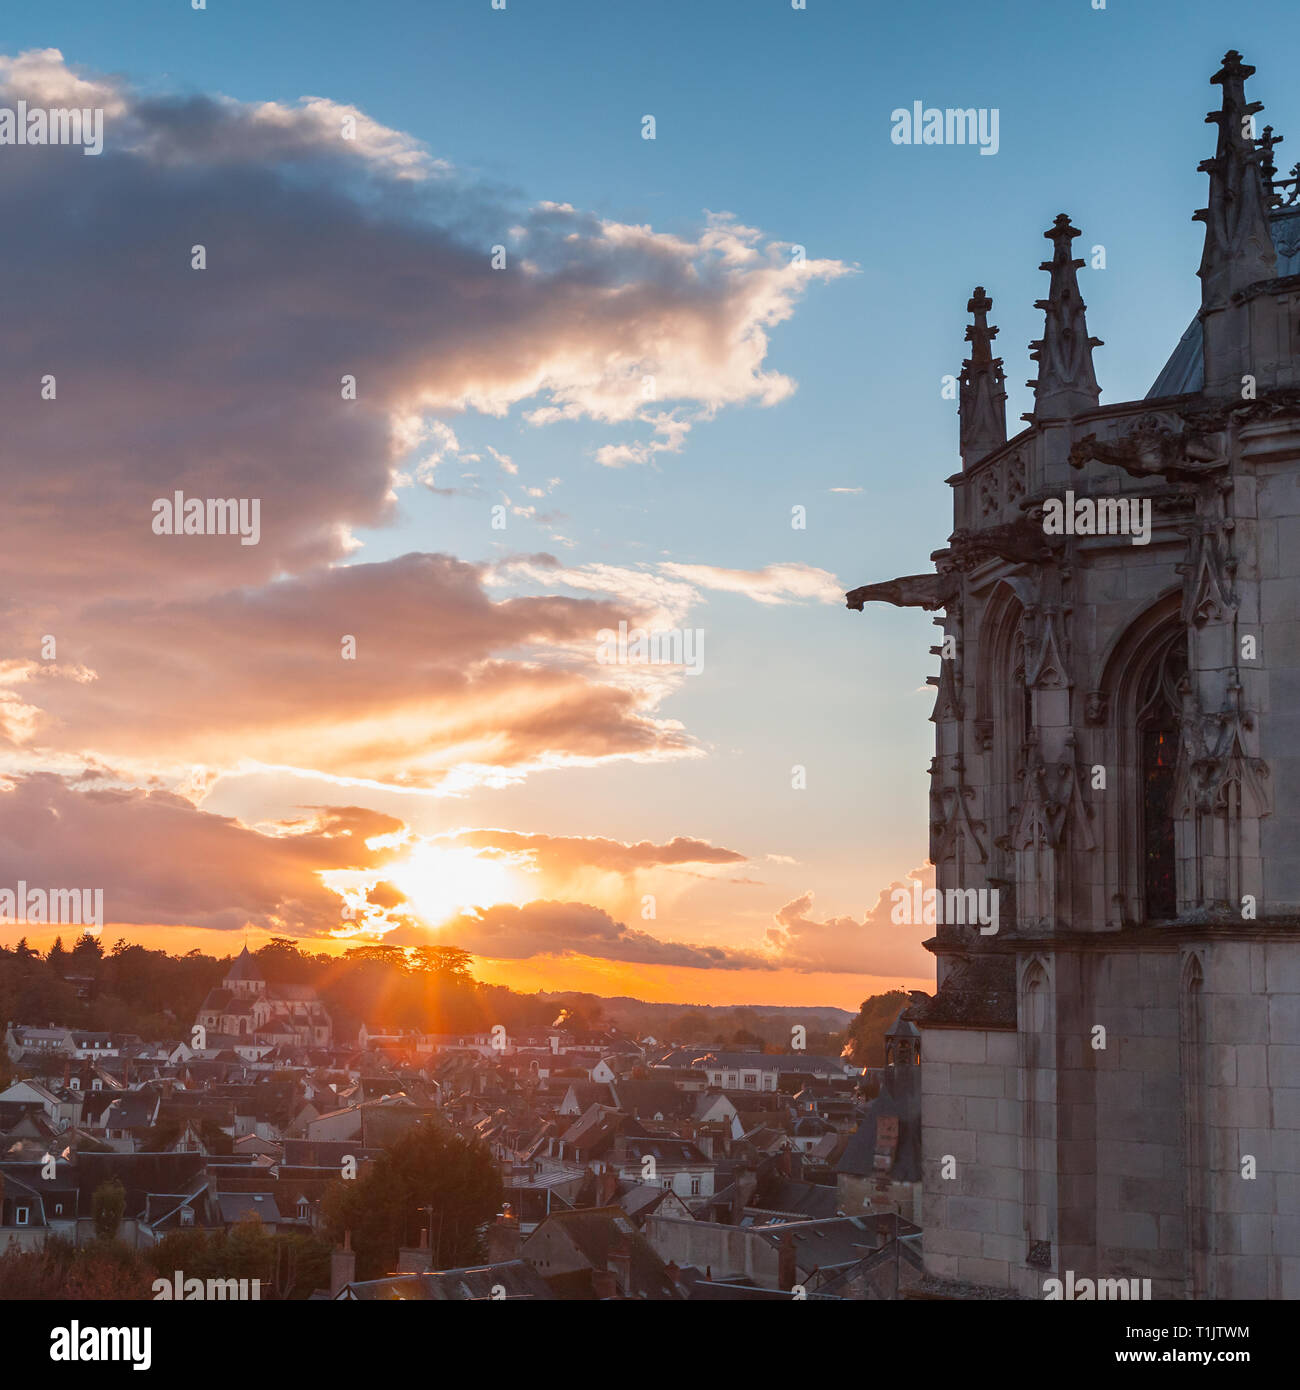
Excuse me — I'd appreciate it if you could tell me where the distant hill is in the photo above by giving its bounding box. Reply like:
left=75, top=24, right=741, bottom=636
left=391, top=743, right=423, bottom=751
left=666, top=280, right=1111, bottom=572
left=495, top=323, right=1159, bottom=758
left=533, top=990, right=855, bottom=1047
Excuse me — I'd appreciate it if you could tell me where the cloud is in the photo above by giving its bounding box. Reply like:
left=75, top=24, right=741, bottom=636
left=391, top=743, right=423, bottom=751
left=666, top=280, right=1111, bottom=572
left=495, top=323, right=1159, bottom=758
left=658, top=561, right=844, bottom=606
left=0, top=773, right=401, bottom=933
left=764, top=864, right=935, bottom=974
left=0, top=50, right=844, bottom=799
left=444, top=829, right=746, bottom=877
left=2, top=553, right=698, bottom=788
left=0, top=51, right=847, bottom=610
left=431, top=899, right=771, bottom=970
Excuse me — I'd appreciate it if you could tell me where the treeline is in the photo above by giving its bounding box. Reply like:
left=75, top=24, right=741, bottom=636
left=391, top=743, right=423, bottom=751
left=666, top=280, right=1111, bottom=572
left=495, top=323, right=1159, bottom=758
left=0, top=935, right=565, bottom=1043
left=1, top=933, right=912, bottom=1063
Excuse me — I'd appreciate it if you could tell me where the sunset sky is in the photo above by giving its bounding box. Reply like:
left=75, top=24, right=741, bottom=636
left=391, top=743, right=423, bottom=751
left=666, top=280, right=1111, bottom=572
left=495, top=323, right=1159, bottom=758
left=1, top=0, right=1297, bottom=1007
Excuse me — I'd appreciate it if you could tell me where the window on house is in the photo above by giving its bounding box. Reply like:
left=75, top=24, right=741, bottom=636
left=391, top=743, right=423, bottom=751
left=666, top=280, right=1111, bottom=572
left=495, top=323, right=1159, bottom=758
left=15, top=1206, right=30, bottom=1225
left=690, top=1177, right=701, bottom=1195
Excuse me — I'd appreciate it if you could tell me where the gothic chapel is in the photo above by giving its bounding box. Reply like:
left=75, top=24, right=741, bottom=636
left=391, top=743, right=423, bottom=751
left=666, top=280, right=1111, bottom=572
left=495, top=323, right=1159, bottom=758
left=849, top=52, right=1300, bottom=1298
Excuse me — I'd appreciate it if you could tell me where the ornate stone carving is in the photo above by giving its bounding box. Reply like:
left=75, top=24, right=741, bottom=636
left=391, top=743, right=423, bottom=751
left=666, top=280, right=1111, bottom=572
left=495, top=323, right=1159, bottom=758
left=1025, top=214, right=1103, bottom=420
left=948, top=518, right=1063, bottom=570
left=1068, top=412, right=1226, bottom=483
left=930, top=783, right=988, bottom=865
left=1177, top=518, right=1237, bottom=625
left=845, top=574, right=959, bottom=612
left=1005, top=452, right=1027, bottom=506
left=978, top=469, right=1000, bottom=517
left=1025, top=607, right=1072, bottom=690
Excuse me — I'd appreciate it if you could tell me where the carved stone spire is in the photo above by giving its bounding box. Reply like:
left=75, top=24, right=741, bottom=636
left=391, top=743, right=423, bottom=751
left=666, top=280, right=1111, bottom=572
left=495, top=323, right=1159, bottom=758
left=1258, top=124, right=1283, bottom=208
left=1024, top=214, right=1102, bottom=422
left=958, top=286, right=1008, bottom=467
left=1194, top=51, right=1276, bottom=309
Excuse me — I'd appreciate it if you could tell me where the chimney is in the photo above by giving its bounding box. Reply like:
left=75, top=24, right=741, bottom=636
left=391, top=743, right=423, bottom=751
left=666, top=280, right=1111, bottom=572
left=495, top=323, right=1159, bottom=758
left=606, top=1237, right=633, bottom=1296
left=397, top=1226, right=432, bottom=1274
left=777, top=1231, right=798, bottom=1293
left=330, top=1229, right=356, bottom=1298
left=487, top=1205, right=521, bottom=1263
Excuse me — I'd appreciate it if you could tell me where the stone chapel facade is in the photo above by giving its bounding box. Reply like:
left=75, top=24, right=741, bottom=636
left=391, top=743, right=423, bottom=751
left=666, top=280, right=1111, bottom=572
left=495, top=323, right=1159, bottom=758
left=196, top=945, right=333, bottom=1049
left=849, top=51, right=1299, bottom=1299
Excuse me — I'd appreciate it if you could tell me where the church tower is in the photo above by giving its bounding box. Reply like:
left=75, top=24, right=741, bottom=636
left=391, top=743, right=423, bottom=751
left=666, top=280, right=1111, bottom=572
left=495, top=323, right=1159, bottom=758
left=848, top=52, right=1300, bottom=1299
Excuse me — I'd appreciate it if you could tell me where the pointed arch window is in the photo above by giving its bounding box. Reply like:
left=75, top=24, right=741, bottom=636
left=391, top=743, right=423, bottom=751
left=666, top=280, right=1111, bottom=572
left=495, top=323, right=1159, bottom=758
left=1137, top=631, right=1186, bottom=920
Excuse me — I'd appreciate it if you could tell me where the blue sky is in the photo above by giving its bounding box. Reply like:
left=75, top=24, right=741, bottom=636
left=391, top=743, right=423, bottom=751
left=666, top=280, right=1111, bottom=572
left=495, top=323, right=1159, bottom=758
left=3, top=0, right=1297, bottom=1003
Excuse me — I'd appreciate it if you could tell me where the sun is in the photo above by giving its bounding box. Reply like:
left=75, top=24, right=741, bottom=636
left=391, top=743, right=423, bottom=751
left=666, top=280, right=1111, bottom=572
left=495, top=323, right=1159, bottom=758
left=388, top=843, right=522, bottom=927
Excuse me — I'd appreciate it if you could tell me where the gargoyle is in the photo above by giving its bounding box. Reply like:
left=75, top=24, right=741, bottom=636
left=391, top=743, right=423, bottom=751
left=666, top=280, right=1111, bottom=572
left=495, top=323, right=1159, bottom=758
left=845, top=573, right=958, bottom=611
left=1068, top=414, right=1224, bottom=483
left=948, top=518, right=1062, bottom=568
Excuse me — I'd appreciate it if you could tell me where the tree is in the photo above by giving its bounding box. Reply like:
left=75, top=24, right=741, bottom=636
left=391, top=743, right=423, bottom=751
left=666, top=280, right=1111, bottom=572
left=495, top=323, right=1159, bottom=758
left=92, top=1177, right=126, bottom=1241
left=47, top=937, right=67, bottom=974
left=70, top=932, right=104, bottom=967
left=409, top=945, right=474, bottom=982
left=322, top=1121, right=501, bottom=1280
left=840, top=990, right=913, bottom=1068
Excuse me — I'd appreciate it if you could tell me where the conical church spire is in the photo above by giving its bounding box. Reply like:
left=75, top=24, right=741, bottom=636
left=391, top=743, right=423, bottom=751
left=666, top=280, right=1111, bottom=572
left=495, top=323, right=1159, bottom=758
left=1194, top=50, right=1276, bottom=309
left=1024, top=214, right=1102, bottom=421
left=959, top=286, right=1008, bottom=466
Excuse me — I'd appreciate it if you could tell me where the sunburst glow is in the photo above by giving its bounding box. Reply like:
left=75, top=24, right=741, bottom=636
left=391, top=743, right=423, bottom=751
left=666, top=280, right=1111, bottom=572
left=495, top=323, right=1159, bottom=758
left=389, top=843, right=523, bottom=926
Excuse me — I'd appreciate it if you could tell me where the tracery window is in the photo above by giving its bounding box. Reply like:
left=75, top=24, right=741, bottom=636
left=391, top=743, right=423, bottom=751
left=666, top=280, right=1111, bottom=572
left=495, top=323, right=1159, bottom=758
left=1137, top=631, right=1186, bottom=920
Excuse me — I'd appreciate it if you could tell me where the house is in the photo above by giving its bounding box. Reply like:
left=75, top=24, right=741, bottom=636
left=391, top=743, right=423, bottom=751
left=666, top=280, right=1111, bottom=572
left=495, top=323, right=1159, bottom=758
left=611, top=1137, right=715, bottom=1202
left=652, top=1049, right=858, bottom=1092
left=520, top=1208, right=680, bottom=1299
left=100, top=1091, right=162, bottom=1150
left=643, top=1212, right=919, bottom=1291
left=0, top=1168, right=78, bottom=1250
left=333, top=1259, right=553, bottom=1301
